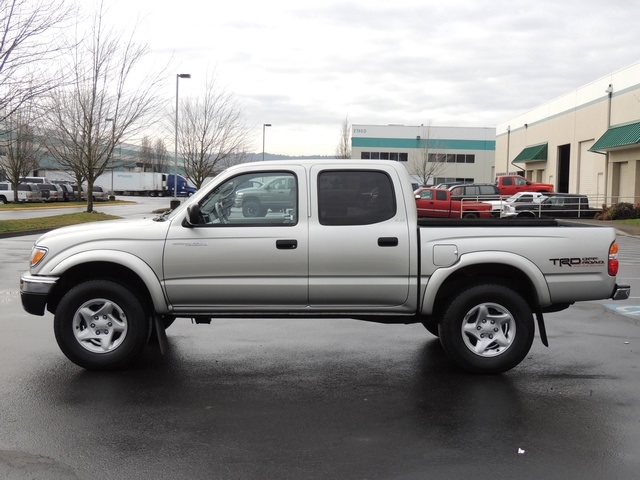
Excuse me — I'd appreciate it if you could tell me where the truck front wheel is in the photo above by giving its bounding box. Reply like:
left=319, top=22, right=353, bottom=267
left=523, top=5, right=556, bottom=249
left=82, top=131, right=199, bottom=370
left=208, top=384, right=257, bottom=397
left=438, top=283, right=534, bottom=374
left=53, top=280, right=151, bottom=370
left=242, top=200, right=265, bottom=217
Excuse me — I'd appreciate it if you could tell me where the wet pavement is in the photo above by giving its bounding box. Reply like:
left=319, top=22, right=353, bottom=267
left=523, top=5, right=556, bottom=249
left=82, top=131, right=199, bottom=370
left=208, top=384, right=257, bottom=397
left=0, top=209, right=639, bottom=479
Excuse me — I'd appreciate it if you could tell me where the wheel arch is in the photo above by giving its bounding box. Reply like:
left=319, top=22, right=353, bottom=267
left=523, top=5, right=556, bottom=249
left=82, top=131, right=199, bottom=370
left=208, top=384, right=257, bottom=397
left=46, top=254, right=168, bottom=316
left=421, top=252, right=550, bottom=316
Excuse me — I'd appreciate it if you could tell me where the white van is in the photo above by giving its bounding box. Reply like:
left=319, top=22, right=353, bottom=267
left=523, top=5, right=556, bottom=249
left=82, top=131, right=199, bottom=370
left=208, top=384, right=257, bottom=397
left=23, top=176, right=49, bottom=184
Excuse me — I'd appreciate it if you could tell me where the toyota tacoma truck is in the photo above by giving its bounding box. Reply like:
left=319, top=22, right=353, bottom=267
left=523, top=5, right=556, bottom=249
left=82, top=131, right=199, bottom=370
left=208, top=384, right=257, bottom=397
left=20, top=160, right=630, bottom=374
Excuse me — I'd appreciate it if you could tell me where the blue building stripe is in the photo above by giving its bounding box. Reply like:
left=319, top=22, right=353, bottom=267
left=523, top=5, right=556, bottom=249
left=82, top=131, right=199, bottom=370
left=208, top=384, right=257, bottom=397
left=352, top=137, right=495, bottom=150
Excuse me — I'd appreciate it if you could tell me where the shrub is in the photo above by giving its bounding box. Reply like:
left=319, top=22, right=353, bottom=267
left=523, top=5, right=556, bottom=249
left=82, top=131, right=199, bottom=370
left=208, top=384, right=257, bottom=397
left=604, top=202, right=640, bottom=220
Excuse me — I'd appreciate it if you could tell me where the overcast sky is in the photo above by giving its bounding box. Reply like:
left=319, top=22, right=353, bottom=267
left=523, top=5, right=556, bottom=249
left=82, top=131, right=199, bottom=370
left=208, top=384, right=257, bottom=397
left=106, top=0, right=640, bottom=156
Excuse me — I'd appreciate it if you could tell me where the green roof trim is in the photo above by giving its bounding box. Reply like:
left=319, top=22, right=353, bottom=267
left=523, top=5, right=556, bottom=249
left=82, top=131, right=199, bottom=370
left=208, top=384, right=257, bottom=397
left=590, top=121, right=640, bottom=151
left=513, top=143, right=548, bottom=163
left=351, top=137, right=495, bottom=151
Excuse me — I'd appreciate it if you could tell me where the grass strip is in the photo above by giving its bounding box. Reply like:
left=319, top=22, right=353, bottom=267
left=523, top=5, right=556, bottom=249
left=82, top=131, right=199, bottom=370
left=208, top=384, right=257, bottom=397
left=0, top=201, right=133, bottom=210
left=0, top=212, right=121, bottom=234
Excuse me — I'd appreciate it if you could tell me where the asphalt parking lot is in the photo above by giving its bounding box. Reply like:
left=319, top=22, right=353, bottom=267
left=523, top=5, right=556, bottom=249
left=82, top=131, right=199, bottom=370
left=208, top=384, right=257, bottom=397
left=1, top=202, right=639, bottom=479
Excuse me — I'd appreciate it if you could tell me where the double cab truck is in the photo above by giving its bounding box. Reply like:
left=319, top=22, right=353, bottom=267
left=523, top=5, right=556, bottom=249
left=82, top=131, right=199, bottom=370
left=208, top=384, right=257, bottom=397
left=415, top=187, right=493, bottom=218
left=496, top=175, right=554, bottom=196
left=20, top=160, right=630, bottom=374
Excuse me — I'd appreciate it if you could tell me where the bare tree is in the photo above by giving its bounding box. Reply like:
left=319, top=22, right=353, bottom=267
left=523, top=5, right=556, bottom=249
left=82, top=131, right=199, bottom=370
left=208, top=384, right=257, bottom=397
left=412, top=124, right=446, bottom=186
left=41, top=4, right=167, bottom=212
left=335, top=116, right=351, bottom=159
left=176, top=73, right=252, bottom=189
left=0, top=100, right=42, bottom=199
left=139, top=135, right=154, bottom=172
left=0, top=0, right=75, bottom=123
left=153, top=138, right=169, bottom=173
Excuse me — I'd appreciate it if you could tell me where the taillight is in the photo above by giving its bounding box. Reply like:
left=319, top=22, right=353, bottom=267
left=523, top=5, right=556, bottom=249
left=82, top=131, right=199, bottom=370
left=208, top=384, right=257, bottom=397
left=608, top=241, right=619, bottom=276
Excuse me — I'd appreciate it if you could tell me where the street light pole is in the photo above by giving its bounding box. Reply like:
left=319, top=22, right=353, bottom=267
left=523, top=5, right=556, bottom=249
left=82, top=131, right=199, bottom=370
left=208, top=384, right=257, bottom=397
left=105, top=118, right=115, bottom=191
left=174, top=73, right=191, bottom=202
left=262, top=123, right=271, bottom=161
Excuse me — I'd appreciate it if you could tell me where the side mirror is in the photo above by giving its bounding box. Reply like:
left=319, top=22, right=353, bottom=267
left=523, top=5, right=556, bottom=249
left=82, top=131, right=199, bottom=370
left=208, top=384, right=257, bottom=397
left=415, top=194, right=420, bottom=199
left=184, top=203, right=202, bottom=227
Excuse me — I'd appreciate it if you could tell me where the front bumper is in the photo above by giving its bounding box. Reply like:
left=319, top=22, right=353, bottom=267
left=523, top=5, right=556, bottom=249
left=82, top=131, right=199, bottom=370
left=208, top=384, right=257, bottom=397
left=20, top=273, right=58, bottom=316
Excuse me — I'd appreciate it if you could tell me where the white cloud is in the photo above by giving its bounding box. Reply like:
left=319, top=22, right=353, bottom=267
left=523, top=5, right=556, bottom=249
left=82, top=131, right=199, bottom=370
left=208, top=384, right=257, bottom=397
left=106, top=0, right=640, bottom=155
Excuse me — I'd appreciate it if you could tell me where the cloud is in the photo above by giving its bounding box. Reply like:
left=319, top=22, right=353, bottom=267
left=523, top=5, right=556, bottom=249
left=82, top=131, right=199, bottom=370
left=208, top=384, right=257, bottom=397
left=112, top=0, right=640, bottom=155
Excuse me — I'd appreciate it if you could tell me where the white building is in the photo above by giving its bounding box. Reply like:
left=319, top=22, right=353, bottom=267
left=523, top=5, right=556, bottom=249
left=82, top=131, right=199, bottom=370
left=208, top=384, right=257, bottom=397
left=351, top=124, right=496, bottom=186
left=496, top=61, right=640, bottom=205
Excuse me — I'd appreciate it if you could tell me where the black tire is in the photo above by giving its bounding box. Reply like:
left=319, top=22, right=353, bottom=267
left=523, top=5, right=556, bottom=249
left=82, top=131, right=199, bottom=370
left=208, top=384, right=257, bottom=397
left=242, top=200, right=263, bottom=217
left=438, top=283, right=534, bottom=374
left=462, top=212, right=479, bottom=219
left=517, top=211, right=537, bottom=218
left=53, top=280, right=151, bottom=370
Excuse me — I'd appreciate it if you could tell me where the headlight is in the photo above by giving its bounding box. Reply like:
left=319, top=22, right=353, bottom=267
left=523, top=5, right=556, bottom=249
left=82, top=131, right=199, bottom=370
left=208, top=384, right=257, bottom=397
left=30, top=246, right=48, bottom=267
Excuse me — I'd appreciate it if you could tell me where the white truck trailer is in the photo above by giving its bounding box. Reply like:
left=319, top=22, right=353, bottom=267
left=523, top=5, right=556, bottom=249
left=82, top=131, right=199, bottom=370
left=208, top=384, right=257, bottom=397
left=94, top=172, right=196, bottom=197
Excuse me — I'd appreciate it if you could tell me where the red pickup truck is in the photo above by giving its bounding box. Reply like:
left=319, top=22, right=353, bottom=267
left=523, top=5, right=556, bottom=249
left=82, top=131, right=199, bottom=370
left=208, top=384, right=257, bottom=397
left=415, top=187, right=492, bottom=218
left=496, top=175, right=553, bottom=195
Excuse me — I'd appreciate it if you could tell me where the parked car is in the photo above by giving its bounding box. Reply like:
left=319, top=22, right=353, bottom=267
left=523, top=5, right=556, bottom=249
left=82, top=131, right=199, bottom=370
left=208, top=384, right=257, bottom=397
left=415, top=187, right=493, bottom=218
left=234, top=175, right=296, bottom=217
left=484, top=191, right=548, bottom=218
left=514, top=193, right=600, bottom=218
left=0, top=182, right=16, bottom=203
left=72, top=185, right=86, bottom=201
left=51, top=181, right=76, bottom=201
left=448, top=183, right=501, bottom=200
left=37, top=183, right=65, bottom=202
left=18, top=183, right=46, bottom=202
left=444, top=184, right=507, bottom=217
left=90, top=185, right=109, bottom=201
left=495, top=175, right=554, bottom=196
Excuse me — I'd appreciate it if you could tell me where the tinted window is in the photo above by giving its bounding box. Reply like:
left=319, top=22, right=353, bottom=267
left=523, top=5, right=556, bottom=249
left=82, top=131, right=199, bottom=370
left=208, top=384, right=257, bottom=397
left=479, top=186, right=497, bottom=195
left=318, top=170, right=395, bottom=226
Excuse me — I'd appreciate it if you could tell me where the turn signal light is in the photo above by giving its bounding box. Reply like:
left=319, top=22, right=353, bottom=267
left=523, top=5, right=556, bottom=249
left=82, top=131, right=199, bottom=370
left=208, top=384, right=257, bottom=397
left=608, top=241, right=619, bottom=276
left=30, top=246, right=48, bottom=267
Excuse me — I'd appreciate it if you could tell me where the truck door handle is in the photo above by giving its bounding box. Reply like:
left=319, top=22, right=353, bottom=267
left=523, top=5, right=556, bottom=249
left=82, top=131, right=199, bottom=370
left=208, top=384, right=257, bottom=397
left=378, top=237, right=398, bottom=247
left=276, top=239, right=297, bottom=250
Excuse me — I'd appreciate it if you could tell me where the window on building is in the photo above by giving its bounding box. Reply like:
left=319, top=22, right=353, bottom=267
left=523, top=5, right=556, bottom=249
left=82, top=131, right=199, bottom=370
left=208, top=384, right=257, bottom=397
left=359, top=152, right=408, bottom=162
left=427, top=153, right=476, bottom=163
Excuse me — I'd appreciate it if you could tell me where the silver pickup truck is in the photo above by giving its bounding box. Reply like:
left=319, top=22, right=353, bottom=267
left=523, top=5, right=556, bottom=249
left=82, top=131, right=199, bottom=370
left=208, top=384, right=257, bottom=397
left=20, top=160, right=630, bottom=373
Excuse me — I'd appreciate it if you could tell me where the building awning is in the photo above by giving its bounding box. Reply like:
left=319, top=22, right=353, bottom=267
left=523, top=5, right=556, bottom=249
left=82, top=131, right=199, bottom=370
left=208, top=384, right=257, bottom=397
left=590, top=121, right=640, bottom=152
left=512, top=143, right=547, bottom=163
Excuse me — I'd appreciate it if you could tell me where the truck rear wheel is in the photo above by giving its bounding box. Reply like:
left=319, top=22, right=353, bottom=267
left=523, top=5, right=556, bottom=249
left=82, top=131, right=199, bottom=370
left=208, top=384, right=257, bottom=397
left=438, top=283, right=534, bottom=374
left=53, top=280, right=151, bottom=370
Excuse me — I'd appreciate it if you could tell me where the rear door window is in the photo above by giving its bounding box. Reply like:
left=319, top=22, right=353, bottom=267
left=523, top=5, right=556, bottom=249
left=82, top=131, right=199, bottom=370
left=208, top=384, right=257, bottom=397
left=318, top=170, right=396, bottom=225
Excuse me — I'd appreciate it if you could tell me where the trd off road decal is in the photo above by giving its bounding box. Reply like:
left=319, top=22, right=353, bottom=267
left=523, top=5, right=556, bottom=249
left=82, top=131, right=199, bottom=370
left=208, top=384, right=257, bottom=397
left=549, top=257, right=605, bottom=267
